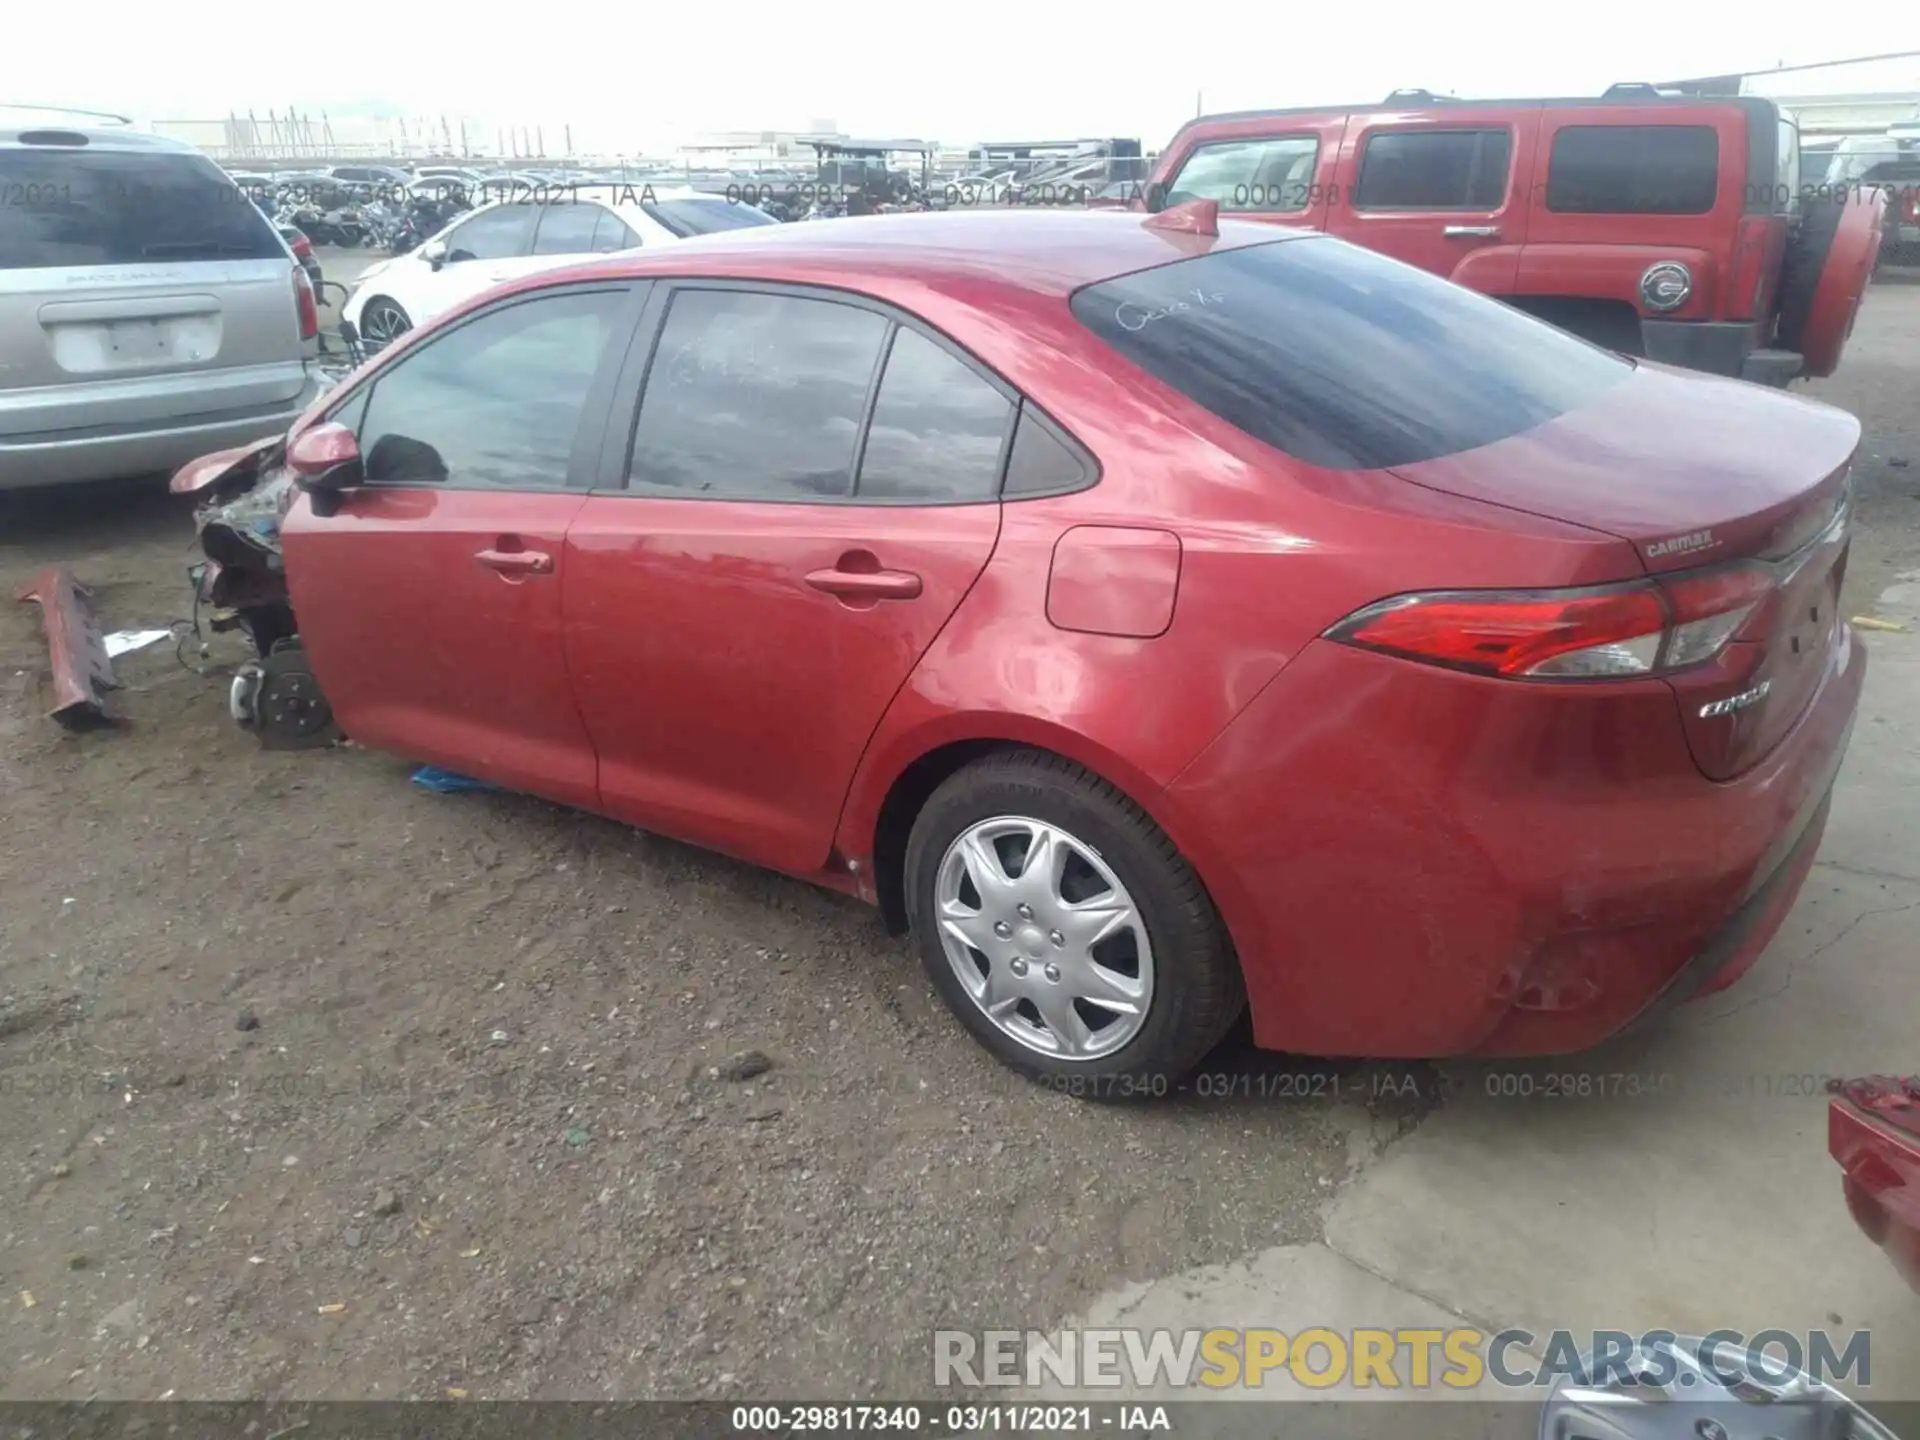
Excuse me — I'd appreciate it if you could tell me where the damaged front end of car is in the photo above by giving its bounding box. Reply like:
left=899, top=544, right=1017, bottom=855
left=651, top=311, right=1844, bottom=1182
left=171, top=434, right=340, bottom=750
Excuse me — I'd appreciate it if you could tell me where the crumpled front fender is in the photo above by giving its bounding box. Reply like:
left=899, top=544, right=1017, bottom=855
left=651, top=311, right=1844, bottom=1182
left=170, top=432, right=284, bottom=499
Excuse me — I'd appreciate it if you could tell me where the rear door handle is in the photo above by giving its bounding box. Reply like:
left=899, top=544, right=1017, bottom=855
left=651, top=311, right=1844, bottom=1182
left=805, top=566, right=922, bottom=601
left=475, top=547, right=553, bottom=576
left=1442, top=225, right=1501, bottom=238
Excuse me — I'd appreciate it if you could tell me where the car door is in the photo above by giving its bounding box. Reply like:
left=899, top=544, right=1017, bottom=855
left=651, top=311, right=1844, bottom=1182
left=1328, top=108, right=1536, bottom=292
left=280, top=282, right=646, bottom=808
left=416, top=202, right=538, bottom=321
left=562, top=284, right=1011, bottom=876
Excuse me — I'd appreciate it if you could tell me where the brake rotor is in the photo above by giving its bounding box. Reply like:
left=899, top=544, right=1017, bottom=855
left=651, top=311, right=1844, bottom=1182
left=250, top=644, right=340, bottom=751
left=1799, top=186, right=1887, bottom=379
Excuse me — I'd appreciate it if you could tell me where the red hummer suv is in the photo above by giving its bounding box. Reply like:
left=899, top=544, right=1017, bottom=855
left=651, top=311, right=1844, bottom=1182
left=1142, top=85, right=1886, bottom=385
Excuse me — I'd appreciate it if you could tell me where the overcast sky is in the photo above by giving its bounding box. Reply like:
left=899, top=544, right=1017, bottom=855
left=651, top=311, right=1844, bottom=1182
left=15, top=2, right=1920, bottom=152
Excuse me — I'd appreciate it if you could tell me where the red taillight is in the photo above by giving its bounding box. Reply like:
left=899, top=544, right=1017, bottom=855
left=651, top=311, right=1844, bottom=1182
left=1329, top=565, right=1777, bottom=680
left=293, top=267, right=318, bottom=342
left=289, top=233, right=313, bottom=260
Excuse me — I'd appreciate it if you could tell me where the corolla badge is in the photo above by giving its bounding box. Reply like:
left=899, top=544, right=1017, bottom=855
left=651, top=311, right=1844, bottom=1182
left=1700, top=680, right=1772, bottom=718
left=1644, top=528, right=1718, bottom=559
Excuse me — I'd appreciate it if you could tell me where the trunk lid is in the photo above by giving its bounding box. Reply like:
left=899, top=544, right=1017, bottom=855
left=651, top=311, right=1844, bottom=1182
left=1390, top=361, right=1858, bottom=780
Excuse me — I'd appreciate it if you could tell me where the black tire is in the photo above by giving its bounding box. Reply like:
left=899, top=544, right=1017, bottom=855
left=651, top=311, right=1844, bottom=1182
left=904, top=749, right=1245, bottom=1094
left=1776, top=196, right=1845, bottom=353
left=358, top=296, right=412, bottom=350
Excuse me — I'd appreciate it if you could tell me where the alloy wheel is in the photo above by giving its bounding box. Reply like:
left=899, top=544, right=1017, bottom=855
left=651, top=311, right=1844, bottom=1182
left=360, top=300, right=411, bottom=348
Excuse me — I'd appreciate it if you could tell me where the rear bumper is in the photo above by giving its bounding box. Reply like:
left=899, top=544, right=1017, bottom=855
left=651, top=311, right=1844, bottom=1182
left=0, top=372, right=323, bottom=490
left=1161, top=626, right=1867, bottom=1058
left=1640, top=318, right=1802, bottom=385
left=1829, top=1093, right=1920, bottom=1292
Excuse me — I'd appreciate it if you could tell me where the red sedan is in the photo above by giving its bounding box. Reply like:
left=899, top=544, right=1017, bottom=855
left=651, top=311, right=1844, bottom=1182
left=177, top=203, right=1866, bottom=1087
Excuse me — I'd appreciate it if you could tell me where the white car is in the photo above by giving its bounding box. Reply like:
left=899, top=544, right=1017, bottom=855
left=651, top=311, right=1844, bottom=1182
left=340, top=185, right=778, bottom=350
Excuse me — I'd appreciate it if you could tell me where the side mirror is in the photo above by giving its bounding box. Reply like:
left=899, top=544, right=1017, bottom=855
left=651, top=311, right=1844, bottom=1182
left=421, top=238, right=447, bottom=270
left=1143, top=183, right=1168, bottom=214
left=286, top=422, right=363, bottom=518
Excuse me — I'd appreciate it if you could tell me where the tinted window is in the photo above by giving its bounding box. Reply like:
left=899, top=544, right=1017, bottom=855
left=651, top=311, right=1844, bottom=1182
left=857, top=329, right=1013, bottom=502
left=1355, top=130, right=1511, bottom=210
left=354, top=290, right=616, bottom=489
left=628, top=290, right=888, bottom=499
left=0, top=151, right=284, bottom=268
left=643, top=197, right=779, bottom=236
left=1168, top=136, right=1319, bottom=213
left=1003, top=408, right=1091, bottom=496
left=531, top=201, right=605, bottom=255
left=445, top=205, right=535, bottom=262
left=1546, top=126, right=1719, bottom=214
left=1070, top=238, right=1629, bottom=471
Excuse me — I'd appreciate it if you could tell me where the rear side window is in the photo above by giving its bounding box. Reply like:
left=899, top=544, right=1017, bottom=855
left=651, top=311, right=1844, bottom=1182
left=1070, top=238, right=1629, bottom=471
left=0, top=150, right=285, bottom=268
left=531, top=201, right=630, bottom=255
left=1546, top=126, right=1720, bottom=214
left=628, top=290, right=888, bottom=499
left=856, top=328, right=1013, bottom=502
left=1167, top=136, right=1320, bottom=213
left=1355, top=130, right=1511, bottom=210
left=1003, top=407, right=1092, bottom=496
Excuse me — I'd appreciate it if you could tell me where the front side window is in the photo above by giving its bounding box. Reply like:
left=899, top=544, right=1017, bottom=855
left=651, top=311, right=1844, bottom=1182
left=1071, top=237, right=1628, bottom=472
left=1545, top=126, right=1720, bottom=214
left=1354, top=129, right=1512, bottom=210
left=352, top=290, right=618, bottom=488
left=856, top=328, right=1013, bottom=502
left=628, top=290, right=888, bottom=499
left=1167, top=136, right=1320, bottom=213
left=444, top=204, right=535, bottom=262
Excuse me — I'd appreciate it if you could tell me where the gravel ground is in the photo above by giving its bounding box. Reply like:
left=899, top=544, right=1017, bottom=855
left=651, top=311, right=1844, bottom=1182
left=1, top=261, right=1916, bottom=1403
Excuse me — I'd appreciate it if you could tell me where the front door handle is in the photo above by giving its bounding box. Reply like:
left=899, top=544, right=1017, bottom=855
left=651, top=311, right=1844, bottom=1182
left=805, top=565, right=922, bottom=601
left=1442, top=224, right=1501, bottom=238
left=475, top=547, right=553, bottom=577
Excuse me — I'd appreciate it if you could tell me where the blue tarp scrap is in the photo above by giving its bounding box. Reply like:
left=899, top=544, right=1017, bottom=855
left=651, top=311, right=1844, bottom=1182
left=410, top=765, right=500, bottom=794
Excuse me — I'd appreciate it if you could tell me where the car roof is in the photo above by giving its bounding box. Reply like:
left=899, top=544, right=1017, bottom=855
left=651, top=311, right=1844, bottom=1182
left=1173, top=93, right=1776, bottom=140
left=533, top=209, right=1307, bottom=299
left=0, top=122, right=204, bottom=154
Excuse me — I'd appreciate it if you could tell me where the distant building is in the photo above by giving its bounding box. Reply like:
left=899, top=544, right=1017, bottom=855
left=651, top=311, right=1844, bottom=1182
left=1663, top=51, right=1920, bottom=137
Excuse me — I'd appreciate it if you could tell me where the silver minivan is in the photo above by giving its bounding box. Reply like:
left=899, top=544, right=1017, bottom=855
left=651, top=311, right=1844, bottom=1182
left=1, top=112, right=326, bottom=489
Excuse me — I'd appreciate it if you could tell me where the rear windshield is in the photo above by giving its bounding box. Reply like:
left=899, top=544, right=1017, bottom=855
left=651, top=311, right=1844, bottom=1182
left=1069, top=237, right=1630, bottom=471
left=0, top=149, right=286, bottom=268
left=642, top=197, right=778, bottom=237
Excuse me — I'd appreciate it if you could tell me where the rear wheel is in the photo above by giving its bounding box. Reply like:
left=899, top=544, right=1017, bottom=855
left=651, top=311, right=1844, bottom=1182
left=904, top=750, right=1244, bottom=1093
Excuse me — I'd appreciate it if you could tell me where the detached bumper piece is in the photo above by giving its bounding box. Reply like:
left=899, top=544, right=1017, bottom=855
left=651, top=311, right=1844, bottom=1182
left=15, top=566, right=118, bottom=727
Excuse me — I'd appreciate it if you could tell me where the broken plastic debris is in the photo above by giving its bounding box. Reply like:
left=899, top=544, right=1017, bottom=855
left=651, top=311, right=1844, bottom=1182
left=410, top=765, right=500, bottom=794
left=317, top=1303, right=346, bottom=1315
left=103, top=629, right=172, bottom=658
left=1851, top=615, right=1909, bottom=633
